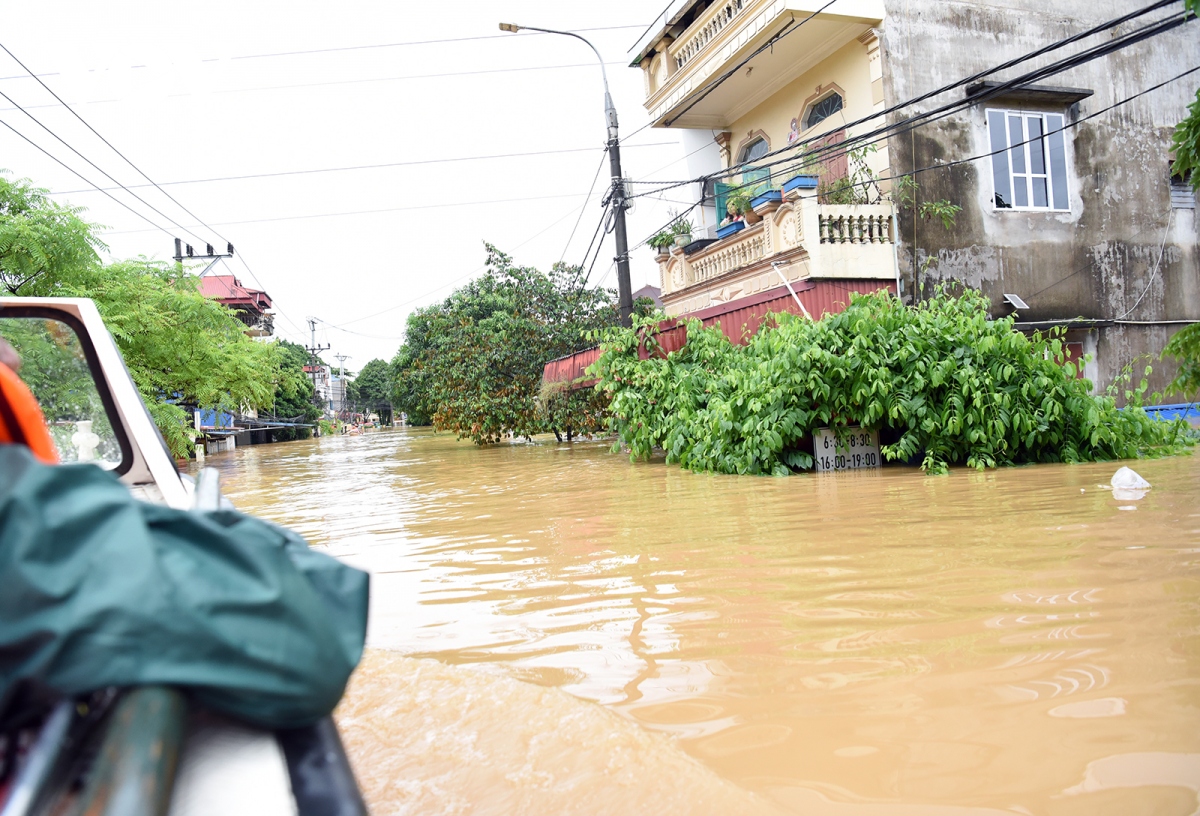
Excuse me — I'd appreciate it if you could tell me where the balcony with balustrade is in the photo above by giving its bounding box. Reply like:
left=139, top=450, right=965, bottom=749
left=632, top=0, right=885, bottom=128
left=657, top=177, right=896, bottom=316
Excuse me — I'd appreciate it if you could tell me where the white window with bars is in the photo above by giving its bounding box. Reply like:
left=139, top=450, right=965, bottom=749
left=987, top=109, right=1069, bottom=211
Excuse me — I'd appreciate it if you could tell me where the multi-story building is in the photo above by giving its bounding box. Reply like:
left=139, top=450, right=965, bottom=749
left=630, top=0, right=1198, bottom=394
left=197, top=273, right=275, bottom=338
left=303, top=364, right=333, bottom=411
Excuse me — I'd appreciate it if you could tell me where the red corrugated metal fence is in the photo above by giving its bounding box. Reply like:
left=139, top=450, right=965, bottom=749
left=542, top=278, right=895, bottom=387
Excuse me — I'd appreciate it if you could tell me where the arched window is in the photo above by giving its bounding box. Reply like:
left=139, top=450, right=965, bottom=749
left=738, top=137, right=769, bottom=164
left=804, top=92, right=844, bottom=130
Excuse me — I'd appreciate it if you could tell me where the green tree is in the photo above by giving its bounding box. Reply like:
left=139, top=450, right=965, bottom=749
left=1171, top=0, right=1200, bottom=190
left=395, top=244, right=618, bottom=444
left=0, top=175, right=105, bottom=294
left=390, top=307, right=437, bottom=426
left=353, top=358, right=393, bottom=422
left=591, top=289, right=1191, bottom=476
left=269, top=339, right=321, bottom=441
left=52, top=258, right=282, bottom=457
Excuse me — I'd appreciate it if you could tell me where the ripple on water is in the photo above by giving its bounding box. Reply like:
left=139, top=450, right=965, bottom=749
left=198, top=430, right=1200, bottom=814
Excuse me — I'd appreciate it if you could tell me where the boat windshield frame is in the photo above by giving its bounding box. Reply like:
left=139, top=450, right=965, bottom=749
left=0, top=304, right=135, bottom=476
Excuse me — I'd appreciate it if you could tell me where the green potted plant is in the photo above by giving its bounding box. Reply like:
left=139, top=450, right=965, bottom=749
left=670, top=215, right=694, bottom=248
left=648, top=228, right=675, bottom=259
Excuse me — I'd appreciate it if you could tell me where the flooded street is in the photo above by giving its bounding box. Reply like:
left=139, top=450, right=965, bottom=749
left=193, top=429, right=1200, bottom=815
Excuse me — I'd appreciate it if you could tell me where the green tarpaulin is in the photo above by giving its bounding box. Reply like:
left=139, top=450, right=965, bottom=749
left=0, top=445, right=368, bottom=728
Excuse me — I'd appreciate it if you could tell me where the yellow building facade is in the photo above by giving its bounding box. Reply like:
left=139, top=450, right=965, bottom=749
left=631, top=0, right=898, bottom=316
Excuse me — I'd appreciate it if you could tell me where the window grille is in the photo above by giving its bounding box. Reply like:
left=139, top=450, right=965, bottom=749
left=804, top=94, right=844, bottom=130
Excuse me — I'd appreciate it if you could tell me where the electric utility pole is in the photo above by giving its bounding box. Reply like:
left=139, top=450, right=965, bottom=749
left=334, top=353, right=350, bottom=414
left=498, top=23, right=633, bottom=326
left=173, top=238, right=235, bottom=276
left=306, top=318, right=330, bottom=409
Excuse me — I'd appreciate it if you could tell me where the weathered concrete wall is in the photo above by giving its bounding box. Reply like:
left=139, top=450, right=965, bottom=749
left=879, top=0, right=1199, bottom=397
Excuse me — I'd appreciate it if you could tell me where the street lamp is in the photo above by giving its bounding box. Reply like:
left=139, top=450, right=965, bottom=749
left=499, top=22, right=633, bottom=326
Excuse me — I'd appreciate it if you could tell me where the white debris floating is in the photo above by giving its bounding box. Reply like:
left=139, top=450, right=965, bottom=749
left=1111, top=467, right=1151, bottom=501
left=1111, top=467, right=1151, bottom=490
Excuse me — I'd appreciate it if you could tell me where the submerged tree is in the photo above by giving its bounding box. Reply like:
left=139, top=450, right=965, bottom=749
left=270, top=339, right=321, bottom=441
left=352, top=358, right=393, bottom=422
left=391, top=245, right=618, bottom=444
left=592, top=288, right=1192, bottom=476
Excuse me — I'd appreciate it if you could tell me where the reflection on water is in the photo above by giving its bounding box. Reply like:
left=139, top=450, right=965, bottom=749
left=193, top=430, right=1200, bottom=815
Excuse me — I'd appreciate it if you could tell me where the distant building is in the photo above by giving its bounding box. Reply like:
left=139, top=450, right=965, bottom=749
left=303, top=364, right=333, bottom=410
left=633, top=284, right=664, bottom=308
left=198, top=274, right=275, bottom=337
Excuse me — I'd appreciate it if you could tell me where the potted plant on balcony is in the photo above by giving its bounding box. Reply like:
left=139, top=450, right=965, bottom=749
left=670, top=215, right=694, bottom=248
left=718, top=184, right=758, bottom=235
left=648, top=228, right=675, bottom=260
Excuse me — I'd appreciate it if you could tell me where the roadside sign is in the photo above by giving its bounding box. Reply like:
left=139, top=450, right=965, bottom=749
left=813, top=427, right=881, bottom=472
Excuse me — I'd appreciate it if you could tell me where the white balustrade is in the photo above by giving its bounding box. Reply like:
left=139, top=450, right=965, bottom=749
left=692, top=230, right=766, bottom=282
left=673, top=0, right=751, bottom=69
left=817, top=205, right=895, bottom=245
left=658, top=200, right=897, bottom=300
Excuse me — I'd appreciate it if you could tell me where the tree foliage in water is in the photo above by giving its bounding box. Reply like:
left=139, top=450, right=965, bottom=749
left=351, top=358, right=393, bottom=421
left=590, top=289, right=1191, bottom=476
left=269, top=339, right=321, bottom=441
left=389, top=245, right=619, bottom=444
left=389, top=308, right=437, bottom=426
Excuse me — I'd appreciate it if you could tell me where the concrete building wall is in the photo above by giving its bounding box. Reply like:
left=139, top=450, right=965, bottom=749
left=879, top=0, right=1200, bottom=397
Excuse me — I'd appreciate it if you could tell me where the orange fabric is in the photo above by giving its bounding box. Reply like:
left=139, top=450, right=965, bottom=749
left=0, top=362, right=59, bottom=464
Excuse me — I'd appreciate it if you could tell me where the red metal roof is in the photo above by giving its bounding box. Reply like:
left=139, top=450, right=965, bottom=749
left=197, top=274, right=272, bottom=313
left=543, top=278, right=895, bottom=387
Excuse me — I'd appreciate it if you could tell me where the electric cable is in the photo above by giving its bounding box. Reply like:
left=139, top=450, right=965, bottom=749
left=0, top=40, right=232, bottom=246
left=559, top=146, right=610, bottom=266
left=629, top=63, right=1200, bottom=254
left=229, top=25, right=646, bottom=61
left=1, top=38, right=315, bottom=339
left=52, top=142, right=675, bottom=195
left=105, top=190, right=600, bottom=234
left=0, top=86, right=215, bottom=246
left=663, top=0, right=840, bottom=126
left=334, top=193, right=609, bottom=327
left=0, top=115, right=176, bottom=238
left=576, top=201, right=614, bottom=289
left=628, top=6, right=1195, bottom=203
left=1115, top=208, right=1177, bottom=320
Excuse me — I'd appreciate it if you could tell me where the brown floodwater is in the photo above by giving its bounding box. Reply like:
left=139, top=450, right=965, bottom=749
left=191, top=429, right=1200, bottom=815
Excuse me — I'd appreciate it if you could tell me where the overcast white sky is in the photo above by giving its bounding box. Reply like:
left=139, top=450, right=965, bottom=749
left=2, top=1, right=691, bottom=368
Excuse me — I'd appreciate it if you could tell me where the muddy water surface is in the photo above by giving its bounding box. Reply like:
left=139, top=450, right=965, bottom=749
left=193, top=429, right=1200, bottom=815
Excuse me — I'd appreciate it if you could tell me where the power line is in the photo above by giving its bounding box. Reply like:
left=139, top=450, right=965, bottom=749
left=559, top=147, right=610, bottom=265
left=0, top=26, right=646, bottom=81
left=227, top=25, right=646, bottom=61
left=0, top=115, right=176, bottom=237
left=629, top=63, right=1200, bottom=254
left=52, top=142, right=677, bottom=195
left=104, top=190, right=600, bottom=235
left=0, top=39, right=315, bottom=340
left=0, top=86, right=215, bottom=246
left=0, top=40, right=229, bottom=245
left=0, top=62, right=633, bottom=116
left=662, top=0, right=840, bottom=127
left=628, top=3, right=1194, bottom=202
left=333, top=192, right=612, bottom=328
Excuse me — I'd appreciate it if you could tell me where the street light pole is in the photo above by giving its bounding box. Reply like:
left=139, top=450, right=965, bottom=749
left=500, top=23, right=633, bottom=326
